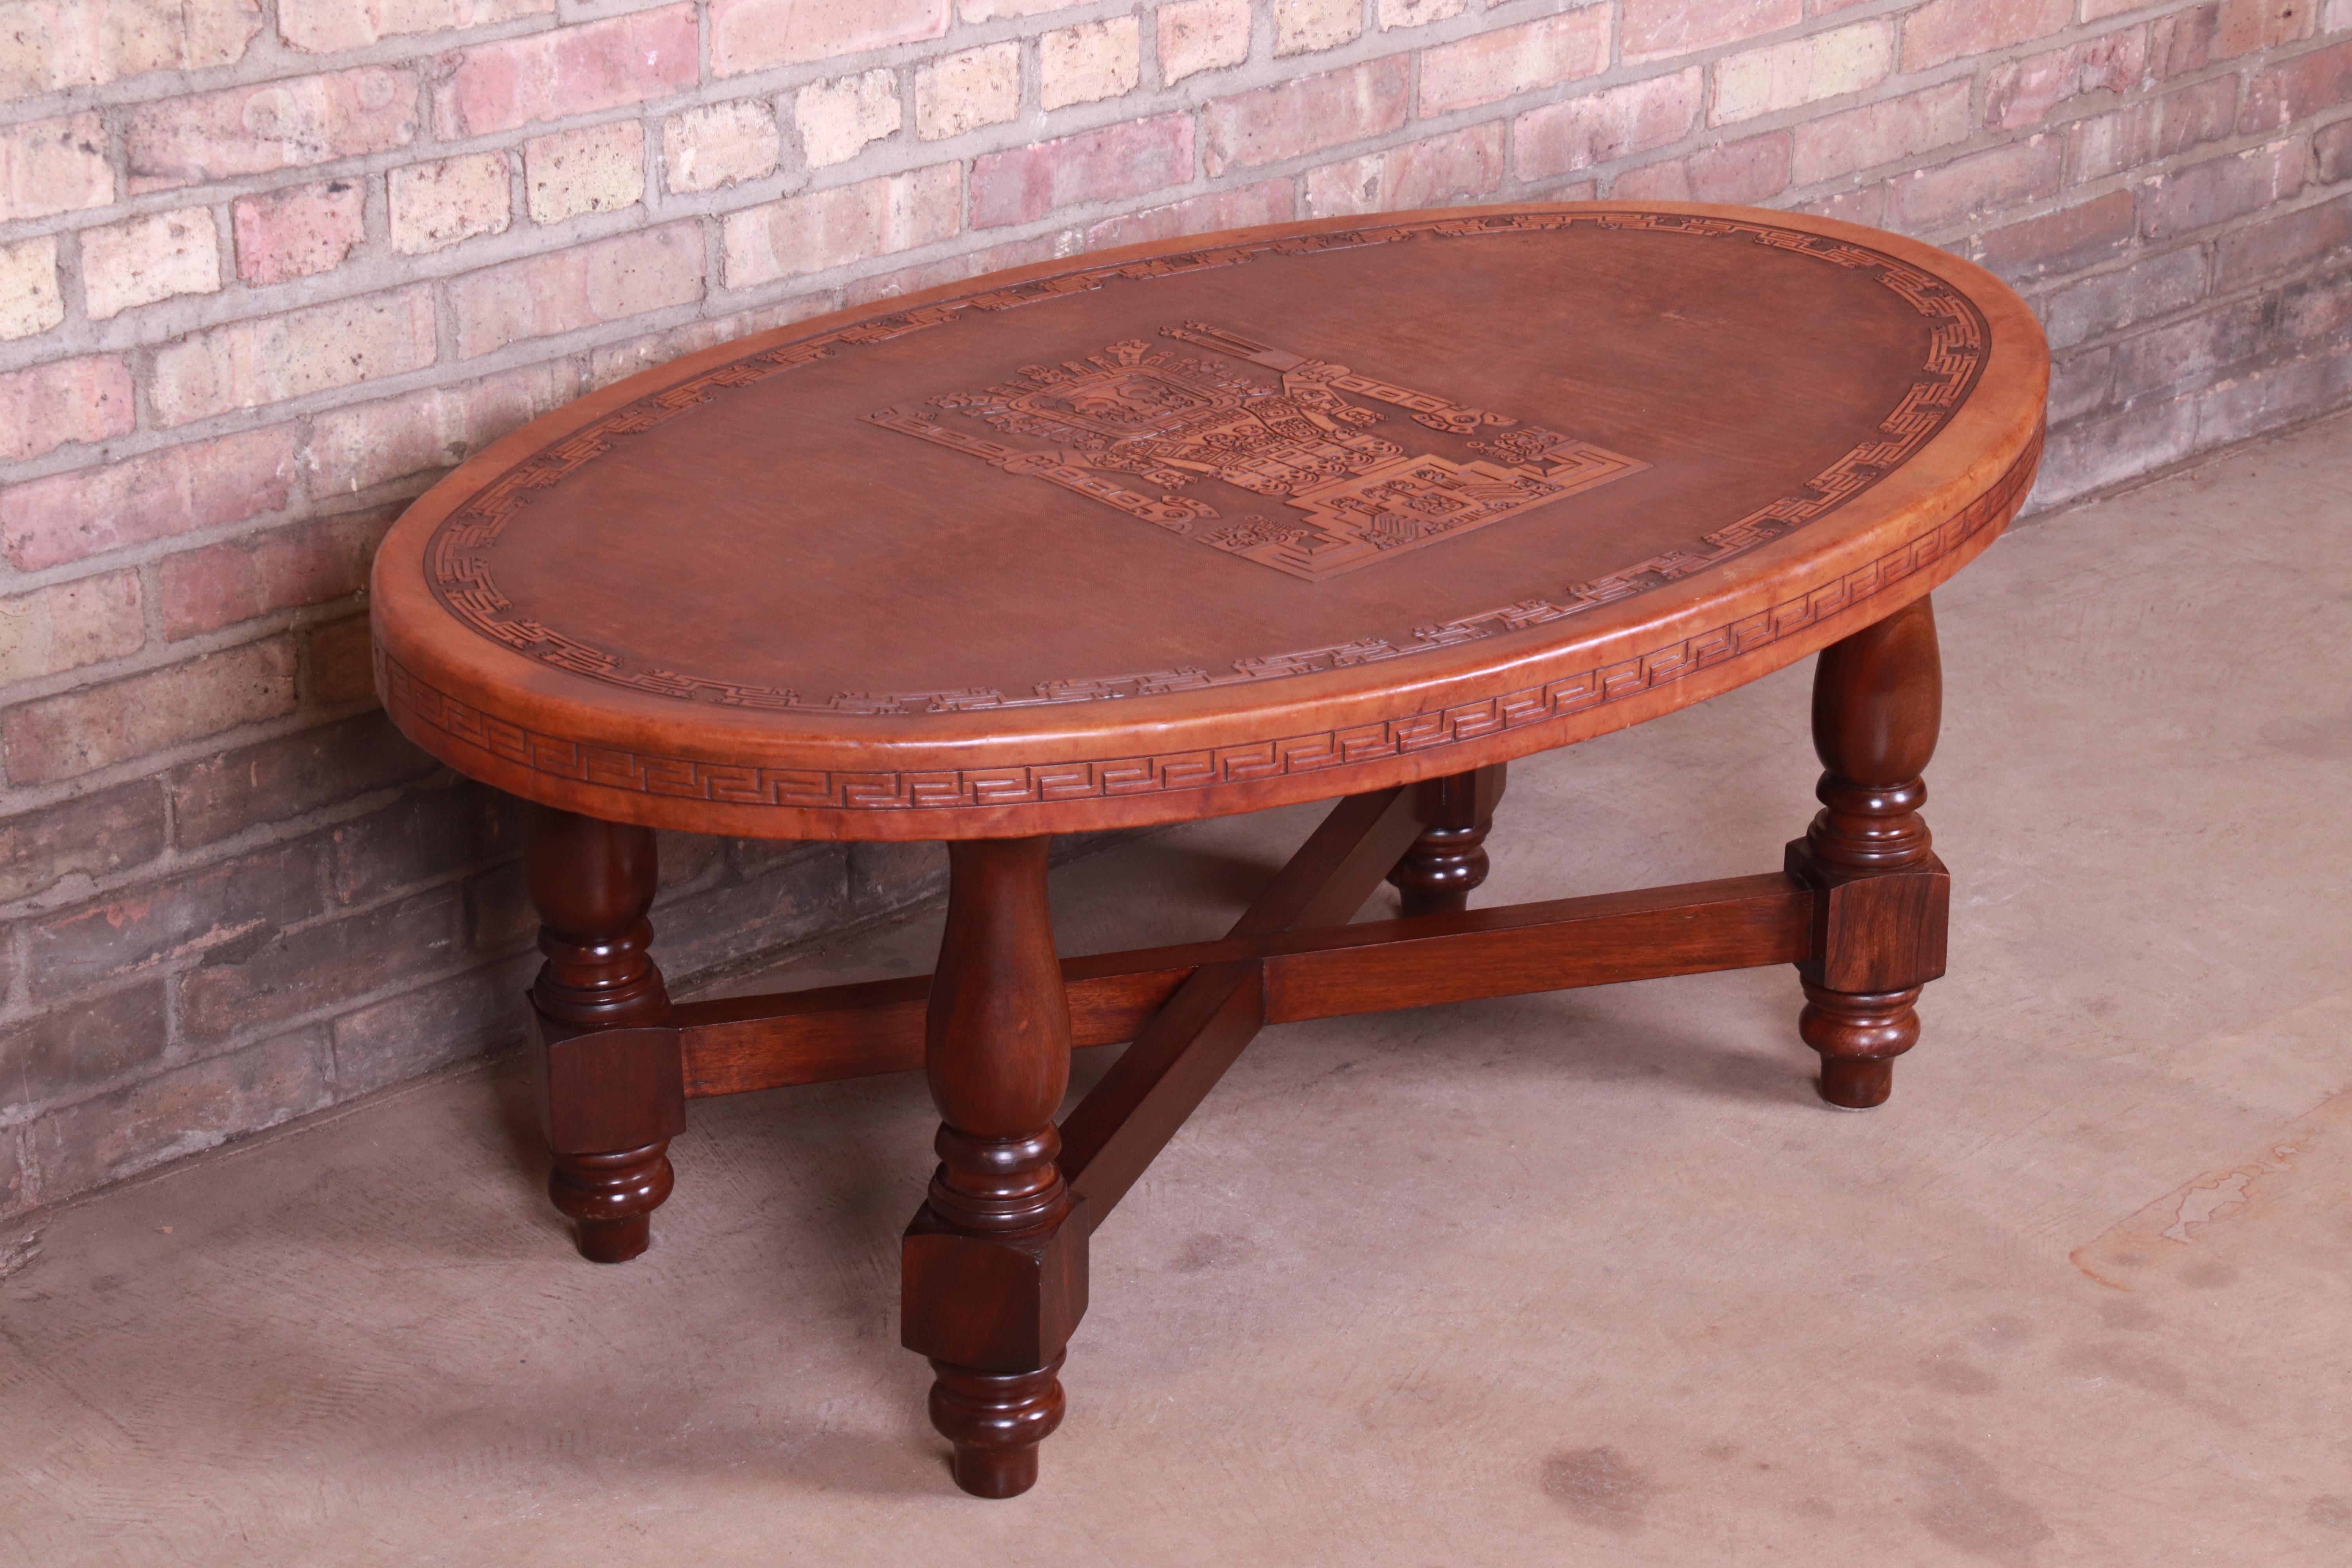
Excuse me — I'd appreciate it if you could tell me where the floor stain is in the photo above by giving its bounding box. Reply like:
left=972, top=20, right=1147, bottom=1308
left=2072, top=1085, right=2352, bottom=1292
left=1539, top=1446, right=1651, bottom=1533
left=1916, top=1345, right=2000, bottom=1394
left=1910, top=1440, right=2055, bottom=1561
left=2309, top=1496, right=2352, bottom=1530
left=1169, top=1232, right=1254, bottom=1272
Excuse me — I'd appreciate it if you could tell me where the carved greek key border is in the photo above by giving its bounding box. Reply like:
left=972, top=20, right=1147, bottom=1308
left=390, top=427, right=2038, bottom=814
left=423, top=211, right=1994, bottom=715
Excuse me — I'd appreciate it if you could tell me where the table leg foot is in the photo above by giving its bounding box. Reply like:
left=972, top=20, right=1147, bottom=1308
left=931, top=1357, right=1065, bottom=1498
left=550, top=1143, right=673, bottom=1262
left=1800, top=984, right=1920, bottom=1109
left=1388, top=764, right=1505, bottom=918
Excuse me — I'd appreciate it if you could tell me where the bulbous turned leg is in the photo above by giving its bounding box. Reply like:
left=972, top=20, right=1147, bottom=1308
left=1785, top=596, right=1949, bottom=1109
left=1388, top=764, right=1507, bottom=918
left=525, top=805, right=682, bottom=1263
left=901, top=837, right=1088, bottom=1498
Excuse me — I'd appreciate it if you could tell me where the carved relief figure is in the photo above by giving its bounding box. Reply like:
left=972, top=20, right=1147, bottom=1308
left=867, top=323, right=1649, bottom=581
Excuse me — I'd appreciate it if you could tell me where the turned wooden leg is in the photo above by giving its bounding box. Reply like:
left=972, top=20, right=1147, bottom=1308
left=1785, top=595, right=1950, bottom=1109
left=524, top=805, right=682, bottom=1263
left=901, top=837, right=1087, bottom=1498
left=1388, top=763, right=1507, bottom=918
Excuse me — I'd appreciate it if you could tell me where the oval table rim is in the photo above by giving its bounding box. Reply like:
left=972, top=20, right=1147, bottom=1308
left=370, top=200, right=2050, bottom=841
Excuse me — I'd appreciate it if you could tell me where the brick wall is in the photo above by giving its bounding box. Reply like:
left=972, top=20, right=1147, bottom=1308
left=3, top=0, right=2348, bottom=1219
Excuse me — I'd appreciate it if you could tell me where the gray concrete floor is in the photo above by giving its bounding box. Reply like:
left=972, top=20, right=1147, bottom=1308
left=6, top=411, right=2351, bottom=1566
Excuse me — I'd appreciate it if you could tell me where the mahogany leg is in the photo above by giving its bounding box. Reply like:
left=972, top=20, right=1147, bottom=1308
left=901, top=837, right=1087, bottom=1499
left=1785, top=595, right=1951, bottom=1109
left=1387, top=763, right=1506, bottom=918
left=524, top=805, right=682, bottom=1263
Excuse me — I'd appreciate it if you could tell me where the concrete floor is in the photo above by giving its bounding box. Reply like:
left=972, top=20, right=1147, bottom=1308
left=6, top=410, right=2351, bottom=1566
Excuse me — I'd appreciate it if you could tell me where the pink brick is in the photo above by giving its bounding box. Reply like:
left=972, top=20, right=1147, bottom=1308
left=724, top=165, right=961, bottom=285
left=1303, top=124, right=1504, bottom=218
left=1039, top=16, right=1140, bottom=111
left=450, top=223, right=703, bottom=358
left=1709, top=21, right=1892, bottom=127
left=81, top=206, right=222, bottom=320
left=151, top=289, right=436, bottom=426
left=1890, top=139, right=2063, bottom=229
left=0, top=0, right=260, bottom=93
left=1612, top=131, right=1791, bottom=204
left=2142, top=140, right=2308, bottom=238
left=0, top=356, right=134, bottom=465
left=389, top=152, right=511, bottom=255
left=233, top=180, right=365, bottom=286
left=1201, top=58, right=1409, bottom=178
left=2215, top=0, right=2314, bottom=56
left=0, top=113, right=113, bottom=223
left=2, top=427, right=298, bottom=572
left=1514, top=69, right=1702, bottom=183
left=278, top=0, right=550, bottom=54
left=1272, top=0, right=1359, bottom=56
left=303, top=361, right=579, bottom=494
left=972, top=114, right=1194, bottom=227
left=1986, top=30, right=2150, bottom=131
left=159, top=511, right=395, bottom=641
left=1418, top=8, right=1609, bottom=115
left=1788, top=80, right=1971, bottom=185
left=0, top=571, right=145, bottom=686
left=2213, top=193, right=2352, bottom=289
left=0, top=235, right=64, bottom=341
left=435, top=6, right=696, bottom=138
left=1975, top=189, right=2137, bottom=279
left=3, top=638, right=298, bottom=784
left=711, top=0, right=949, bottom=79
left=125, top=67, right=417, bottom=194
left=2067, top=78, right=2237, bottom=183
left=1083, top=178, right=1294, bottom=250
left=1159, top=0, right=1249, bottom=84
left=2150, top=5, right=2218, bottom=78
left=2241, top=39, right=2352, bottom=134
left=2319, top=120, right=2352, bottom=184
left=1901, top=0, right=2071, bottom=73
left=1379, top=0, right=1465, bottom=26
left=1622, top=0, right=1800, bottom=65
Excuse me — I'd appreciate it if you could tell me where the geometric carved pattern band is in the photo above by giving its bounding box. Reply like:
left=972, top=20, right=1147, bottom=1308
left=388, top=425, right=2038, bottom=813
left=423, top=210, right=1994, bottom=716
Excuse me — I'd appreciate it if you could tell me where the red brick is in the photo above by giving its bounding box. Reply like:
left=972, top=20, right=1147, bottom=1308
left=2, top=637, right=299, bottom=784
left=0, top=780, right=167, bottom=904
left=304, top=613, right=375, bottom=705
left=450, top=224, right=704, bottom=359
left=1788, top=81, right=1971, bottom=185
left=2040, top=245, right=2207, bottom=348
left=302, top=361, right=578, bottom=496
left=1514, top=69, right=1702, bottom=183
left=2318, top=119, right=2352, bottom=184
left=157, top=508, right=394, bottom=641
left=2036, top=395, right=2197, bottom=506
left=724, top=165, right=960, bottom=283
left=2215, top=0, right=2314, bottom=57
left=973, top=114, right=1194, bottom=226
left=1085, top=178, right=1294, bottom=249
left=2196, top=342, right=2352, bottom=450
left=0, top=113, right=113, bottom=223
left=0, top=355, right=134, bottom=465
left=181, top=889, right=461, bottom=1044
left=26, top=841, right=319, bottom=1002
left=1611, top=132, right=1792, bottom=205
left=2213, top=193, right=2352, bottom=289
left=125, top=67, right=417, bottom=193
left=1900, top=0, right=2071, bottom=73
left=2047, top=344, right=2113, bottom=424
left=170, top=712, right=438, bottom=848
left=2109, top=296, right=2275, bottom=402
left=1986, top=30, right=2149, bottom=131
left=1201, top=59, right=1409, bottom=178
left=1417, top=8, right=1609, bottom=115
left=2067, top=79, right=2238, bottom=184
left=1975, top=191, right=2137, bottom=280
left=2241, top=39, right=2352, bottom=134
left=329, top=953, right=534, bottom=1095
left=1803, top=183, right=1890, bottom=227
left=1621, top=0, right=1800, bottom=65
left=150, top=289, right=437, bottom=427
left=711, top=0, right=948, bottom=79
left=434, top=5, right=697, bottom=138
left=1889, top=139, right=2063, bottom=229
left=2142, top=140, right=2307, bottom=239
left=232, top=179, right=365, bottom=286
left=2, top=427, right=297, bottom=573
left=1302, top=125, right=1503, bottom=218
left=0, top=984, right=170, bottom=1109
left=2150, top=4, right=2219, bottom=79
left=329, top=783, right=524, bottom=905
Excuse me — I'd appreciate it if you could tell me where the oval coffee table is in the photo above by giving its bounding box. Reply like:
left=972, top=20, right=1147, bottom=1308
left=372, top=202, right=2047, bottom=1497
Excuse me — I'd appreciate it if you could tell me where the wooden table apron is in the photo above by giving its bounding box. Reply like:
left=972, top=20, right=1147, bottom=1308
left=368, top=201, right=2049, bottom=1498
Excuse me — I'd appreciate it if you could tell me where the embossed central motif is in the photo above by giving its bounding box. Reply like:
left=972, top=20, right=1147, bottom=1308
left=866, top=323, right=1649, bottom=581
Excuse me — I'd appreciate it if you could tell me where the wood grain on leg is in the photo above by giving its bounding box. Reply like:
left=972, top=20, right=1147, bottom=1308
left=524, top=805, right=681, bottom=1263
left=1784, top=594, right=1949, bottom=1108
left=902, top=837, right=1084, bottom=1498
